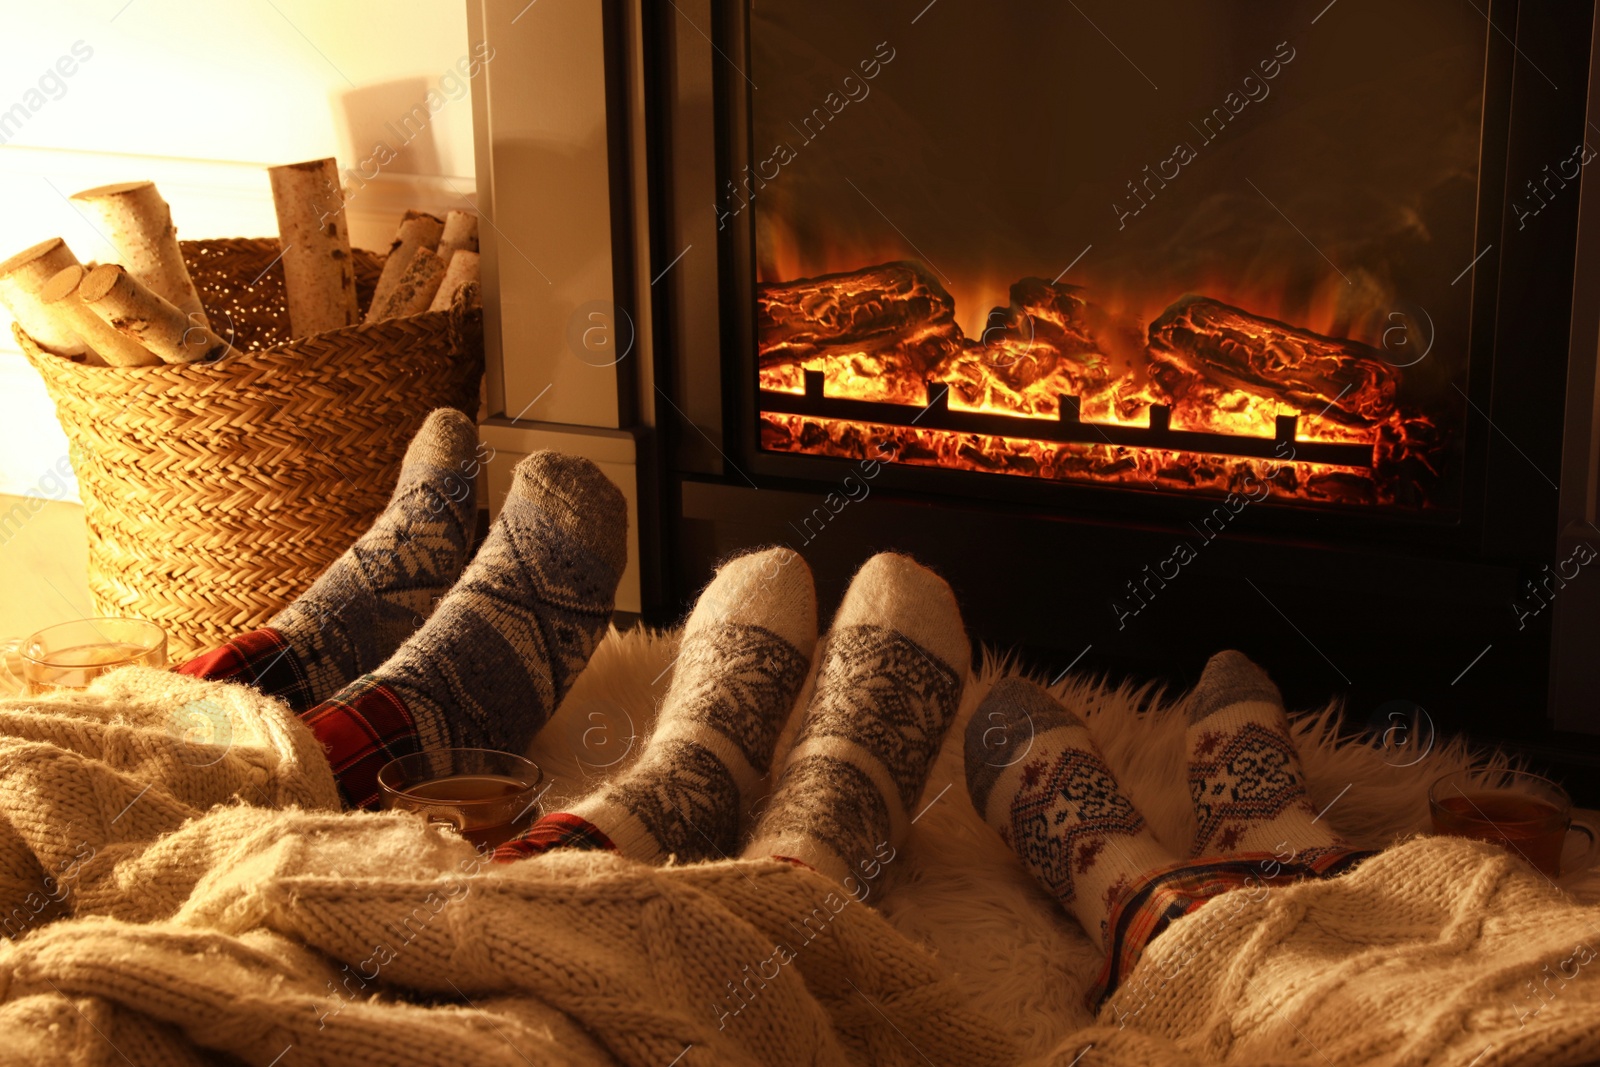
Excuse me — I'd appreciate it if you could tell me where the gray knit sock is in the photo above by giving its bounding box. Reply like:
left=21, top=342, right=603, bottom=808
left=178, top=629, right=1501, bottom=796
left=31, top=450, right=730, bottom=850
left=371, top=450, right=628, bottom=754
left=557, top=547, right=816, bottom=863
left=267, top=407, right=479, bottom=705
left=743, top=552, right=968, bottom=887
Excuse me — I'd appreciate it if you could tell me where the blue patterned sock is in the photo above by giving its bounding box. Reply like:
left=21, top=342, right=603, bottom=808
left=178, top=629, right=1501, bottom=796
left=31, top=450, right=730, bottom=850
left=966, top=676, right=1177, bottom=945
left=362, top=450, right=628, bottom=755
left=265, top=408, right=479, bottom=705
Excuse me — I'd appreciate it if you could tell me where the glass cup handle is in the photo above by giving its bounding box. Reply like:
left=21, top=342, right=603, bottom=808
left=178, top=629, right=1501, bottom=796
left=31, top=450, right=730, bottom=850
left=1567, top=814, right=1600, bottom=875
left=0, top=639, right=25, bottom=696
left=427, top=811, right=468, bottom=834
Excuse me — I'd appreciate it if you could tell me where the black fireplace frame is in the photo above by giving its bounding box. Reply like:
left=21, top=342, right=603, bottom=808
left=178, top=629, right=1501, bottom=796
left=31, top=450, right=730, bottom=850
left=632, top=0, right=1600, bottom=794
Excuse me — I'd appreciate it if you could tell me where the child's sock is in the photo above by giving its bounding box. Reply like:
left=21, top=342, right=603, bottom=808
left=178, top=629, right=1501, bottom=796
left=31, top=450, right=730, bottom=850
left=742, top=552, right=968, bottom=887
left=1186, top=650, right=1347, bottom=861
left=301, top=450, right=628, bottom=807
left=177, top=408, right=479, bottom=710
left=966, top=676, right=1178, bottom=945
left=495, top=547, right=816, bottom=864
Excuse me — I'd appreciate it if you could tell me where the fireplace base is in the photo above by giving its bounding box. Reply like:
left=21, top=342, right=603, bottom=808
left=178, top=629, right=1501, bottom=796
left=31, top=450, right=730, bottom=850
left=672, top=477, right=1600, bottom=805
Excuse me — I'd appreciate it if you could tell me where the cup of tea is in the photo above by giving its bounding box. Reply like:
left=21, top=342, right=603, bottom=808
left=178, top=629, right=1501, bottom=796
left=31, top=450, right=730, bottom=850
left=1429, top=769, right=1600, bottom=878
left=377, top=748, right=544, bottom=850
left=5, top=618, right=168, bottom=696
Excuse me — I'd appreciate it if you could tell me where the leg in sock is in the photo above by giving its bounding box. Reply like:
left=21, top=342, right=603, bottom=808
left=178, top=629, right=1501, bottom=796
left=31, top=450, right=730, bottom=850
left=969, top=659, right=1374, bottom=1013
left=495, top=546, right=817, bottom=864
left=178, top=408, right=480, bottom=711
left=302, top=450, right=629, bottom=808
left=742, top=552, right=968, bottom=887
left=1185, top=650, right=1348, bottom=862
left=1094, top=655, right=1372, bottom=1015
left=965, top=676, right=1179, bottom=947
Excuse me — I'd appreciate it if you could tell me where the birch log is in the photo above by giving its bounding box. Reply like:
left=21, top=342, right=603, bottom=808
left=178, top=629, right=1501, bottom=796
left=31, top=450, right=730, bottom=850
left=369, top=248, right=447, bottom=322
left=0, top=238, right=87, bottom=356
left=70, top=181, right=209, bottom=330
left=267, top=157, right=359, bottom=338
left=80, top=263, right=235, bottom=364
left=40, top=265, right=160, bottom=367
left=365, top=210, right=444, bottom=324
left=437, top=210, right=478, bottom=258
left=428, top=250, right=479, bottom=313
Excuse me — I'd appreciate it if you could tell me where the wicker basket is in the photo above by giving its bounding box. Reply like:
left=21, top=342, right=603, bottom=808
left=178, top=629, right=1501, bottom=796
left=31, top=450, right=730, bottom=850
left=17, top=237, right=483, bottom=660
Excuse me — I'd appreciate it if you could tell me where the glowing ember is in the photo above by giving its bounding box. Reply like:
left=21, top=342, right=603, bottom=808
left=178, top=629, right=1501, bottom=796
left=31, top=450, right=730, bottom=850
left=757, top=262, right=1443, bottom=506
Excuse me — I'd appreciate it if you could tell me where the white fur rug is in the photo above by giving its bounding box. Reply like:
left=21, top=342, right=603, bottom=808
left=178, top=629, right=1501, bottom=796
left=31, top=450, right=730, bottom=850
left=531, top=625, right=1598, bottom=1063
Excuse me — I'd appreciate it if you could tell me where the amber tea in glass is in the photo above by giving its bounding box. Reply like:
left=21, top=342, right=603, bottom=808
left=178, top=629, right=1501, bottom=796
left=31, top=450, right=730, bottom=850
left=18, top=618, right=167, bottom=695
left=1429, top=769, right=1599, bottom=878
left=378, top=749, right=543, bottom=850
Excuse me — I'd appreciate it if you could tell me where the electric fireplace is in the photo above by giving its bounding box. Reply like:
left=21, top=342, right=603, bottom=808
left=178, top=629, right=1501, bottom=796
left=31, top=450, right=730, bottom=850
left=744, top=4, right=1472, bottom=514
left=471, top=0, right=1600, bottom=795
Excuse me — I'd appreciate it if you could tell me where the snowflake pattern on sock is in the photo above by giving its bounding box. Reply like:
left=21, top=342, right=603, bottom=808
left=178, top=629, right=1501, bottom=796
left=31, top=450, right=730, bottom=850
left=383, top=505, right=622, bottom=754
left=799, top=625, right=962, bottom=809
left=1009, top=747, right=1151, bottom=904
left=605, top=739, right=742, bottom=859
left=752, top=753, right=892, bottom=872
left=268, top=409, right=479, bottom=706
left=1189, top=721, right=1314, bottom=855
left=578, top=614, right=813, bottom=861
left=668, top=621, right=810, bottom=774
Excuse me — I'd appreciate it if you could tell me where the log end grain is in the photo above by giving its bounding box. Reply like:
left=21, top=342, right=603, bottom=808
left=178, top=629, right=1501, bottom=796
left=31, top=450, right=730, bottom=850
left=0, top=237, right=70, bottom=279
left=69, top=179, right=156, bottom=201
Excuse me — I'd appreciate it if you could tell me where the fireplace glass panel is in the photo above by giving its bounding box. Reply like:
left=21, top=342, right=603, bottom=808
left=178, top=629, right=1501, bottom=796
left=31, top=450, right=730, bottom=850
left=744, top=0, right=1489, bottom=510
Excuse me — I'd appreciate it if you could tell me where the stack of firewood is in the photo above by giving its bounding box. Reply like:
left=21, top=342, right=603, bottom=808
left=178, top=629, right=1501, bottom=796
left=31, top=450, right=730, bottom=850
left=0, top=156, right=479, bottom=367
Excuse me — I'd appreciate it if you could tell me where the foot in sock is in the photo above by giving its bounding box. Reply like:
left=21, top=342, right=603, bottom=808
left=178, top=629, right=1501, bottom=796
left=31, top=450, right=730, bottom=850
left=1186, top=650, right=1347, bottom=861
left=494, top=546, right=817, bottom=864
left=302, top=450, right=629, bottom=807
left=178, top=408, right=480, bottom=710
left=742, top=552, right=968, bottom=887
left=966, top=676, right=1178, bottom=944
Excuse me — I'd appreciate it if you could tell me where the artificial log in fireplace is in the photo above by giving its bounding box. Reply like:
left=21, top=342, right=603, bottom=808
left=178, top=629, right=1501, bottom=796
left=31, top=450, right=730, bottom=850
left=755, top=262, right=1444, bottom=508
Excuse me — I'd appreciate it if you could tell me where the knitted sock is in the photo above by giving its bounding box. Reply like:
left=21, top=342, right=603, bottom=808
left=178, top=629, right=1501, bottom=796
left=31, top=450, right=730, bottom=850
left=966, top=676, right=1179, bottom=946
left=742, top=552, right=968, bottom=888
left=177, top=408, right=479, bottom=711
left=494, top=547, right=817, bottom=864
left=1186, top=650, right=1347, bottom=861
left=301, top=451, right=628, bottom=808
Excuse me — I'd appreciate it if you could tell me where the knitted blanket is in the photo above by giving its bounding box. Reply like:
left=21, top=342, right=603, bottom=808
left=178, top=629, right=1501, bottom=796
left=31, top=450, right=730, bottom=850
left=0, top=667, right=1012, bottom=1066
left=4, top=662, right=1600, bottom=1066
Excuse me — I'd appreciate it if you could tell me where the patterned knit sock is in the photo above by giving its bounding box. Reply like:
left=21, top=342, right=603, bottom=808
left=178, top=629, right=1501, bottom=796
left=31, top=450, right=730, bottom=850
left=494, top=547, right=817, bottom=864
left=301, top=451, right=628, bottom=808
left=177, top=408, right=479, bottom=711
left=966, top=676, right=1179, bottom=946
left=741, top=552, right=968, bottom=888
left=1186, top=650, right=1347, bottom=861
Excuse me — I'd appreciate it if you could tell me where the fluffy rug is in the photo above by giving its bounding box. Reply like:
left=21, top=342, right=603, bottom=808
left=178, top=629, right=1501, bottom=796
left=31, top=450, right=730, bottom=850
left=531, top=624, right=1600, bottom=1065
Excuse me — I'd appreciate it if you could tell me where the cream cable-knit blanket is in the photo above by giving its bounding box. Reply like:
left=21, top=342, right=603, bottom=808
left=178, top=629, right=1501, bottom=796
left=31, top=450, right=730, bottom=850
left=2, top=667, right=1600, bottom=1066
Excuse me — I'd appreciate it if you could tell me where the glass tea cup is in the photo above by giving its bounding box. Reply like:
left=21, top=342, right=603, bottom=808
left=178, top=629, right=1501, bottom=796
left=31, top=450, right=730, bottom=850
left=8, top=618, right=168, bottom=696
left=378, top=748, right=544, bottom=851
left=1429, top=769, right=1600, bottom=878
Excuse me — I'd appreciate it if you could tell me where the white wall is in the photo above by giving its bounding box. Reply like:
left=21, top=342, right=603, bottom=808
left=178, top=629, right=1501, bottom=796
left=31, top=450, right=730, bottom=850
left=0, top=0, right=479, bottom=499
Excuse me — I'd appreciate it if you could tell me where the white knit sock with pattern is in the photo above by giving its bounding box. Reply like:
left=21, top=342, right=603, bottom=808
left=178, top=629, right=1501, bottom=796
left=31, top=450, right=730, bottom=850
left=743, top=552, right=968, bottom=887
left=550, top=547, right=817, bottom=863
left=966, top=676, right=1177, bottom=944
left=1187, top=650, right=1347, bottom=860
